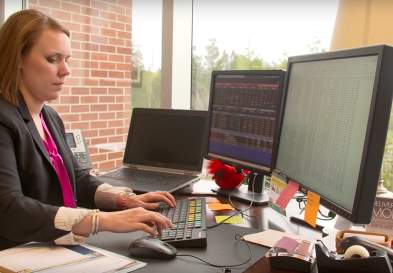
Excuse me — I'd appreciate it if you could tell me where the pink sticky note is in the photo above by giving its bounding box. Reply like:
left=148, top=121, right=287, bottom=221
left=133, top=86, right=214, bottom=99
left=275, top=180, right=299, bottom=210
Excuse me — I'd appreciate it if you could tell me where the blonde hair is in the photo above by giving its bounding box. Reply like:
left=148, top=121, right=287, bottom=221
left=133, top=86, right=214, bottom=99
left=0, top=9, right=70, bottom=105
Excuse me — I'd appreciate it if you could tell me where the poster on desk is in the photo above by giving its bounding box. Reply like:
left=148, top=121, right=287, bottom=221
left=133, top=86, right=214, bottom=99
left=366, top=196, right=393, bottom=238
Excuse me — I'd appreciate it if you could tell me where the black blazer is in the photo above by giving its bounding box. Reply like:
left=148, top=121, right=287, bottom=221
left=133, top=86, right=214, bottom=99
left=0, top=97, right=102, bottom=250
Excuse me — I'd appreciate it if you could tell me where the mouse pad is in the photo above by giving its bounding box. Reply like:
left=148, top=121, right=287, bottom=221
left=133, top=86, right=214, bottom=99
left=87, top=225, right=268, bottom=273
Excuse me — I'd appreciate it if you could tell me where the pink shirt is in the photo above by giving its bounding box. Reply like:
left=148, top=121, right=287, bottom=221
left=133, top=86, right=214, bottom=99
left=40, top=113, right=76, bottom=208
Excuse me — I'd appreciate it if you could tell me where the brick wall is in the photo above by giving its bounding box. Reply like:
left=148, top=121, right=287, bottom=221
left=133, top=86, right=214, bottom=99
left=28, top=0, right=132, bottom=171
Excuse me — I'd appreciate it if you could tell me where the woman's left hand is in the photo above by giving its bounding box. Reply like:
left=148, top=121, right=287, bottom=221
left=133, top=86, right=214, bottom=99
left=124, top=191, right=176, bottom=210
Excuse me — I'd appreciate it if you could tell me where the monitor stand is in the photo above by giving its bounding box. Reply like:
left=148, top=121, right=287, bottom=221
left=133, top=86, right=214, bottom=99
left=212, top=173, right=269, bottom=205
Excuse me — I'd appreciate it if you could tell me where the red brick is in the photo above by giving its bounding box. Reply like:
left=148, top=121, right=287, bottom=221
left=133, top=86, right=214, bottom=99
left=82, top=6, right=100, bottom=17
left=51, top=9, right=71, bottom=20
left=72, top=14, right=91, bottom=24
left=117, top=14, right=130, bottom=23
left=81, top=25, right=100, bottom=34
left=71, top=69, right=89, bottom=77
left=72, top=32, right=90, bottom=42
left=92, top=52, right=108, bottom=61
left=109, top=104, right=123, bottom=111
left=100, top=79, right=116, bottom=86
left=108, top=151, right=123, bottom=160
left=100, top=11, right=117, bottom=21
left=109, top=71, right=124, bottom=79
left=91, top=121, right=108, bottom=128
left=108, top=88, right=123, bottom=95
left=72, top=87, right=89, bottom=95
left=56, top=105, right=71, bottom=113
left=101, top=28, right=117, bottom=37
left=91, top=35, right=108, bottom=44
left=82, top=129, right=99, bottom=138
left=100, top=45, right=116, bottom=53
left=109, top=38, right=124, bottom=46
left=99, top=160, right=115, bottom=171
left=110, top=21, right=125, bottom=31
left=81, top=42, right=99, bottom=51
left=109, top=54, right=124, bottom=62
left=81, top=60, right=99, bottom=69
left=39, top=0, right=60, bottom=8
left=81, top=96, right=99, bottom=103
left=91, top=88, right=108, bottom=95
left=63, top=21, right=81, bottom=32
left=62, top=2, right=81, bottom=13
left=71, top=122, right=90, bottom=130
left=82, top=78, right=99, bottom=86
left=62, top=113, right=80, bottom=122
left=60, top=96, right=80, bottom=104
left=91, top=154, right=107, bottom=162
left=71, top=41, right=81, bottom=50
left=99, top=128, right=116, bottom=137
left=71, top=104, right=89, bottom=112
left=100, top=62, right=116, bottom=70
left=91, top=70, right=108, bottom=77
left=99, top=112, right=116, bottom=119
left=72, top=50, right=90, bottom=59
left=92, top=0, right=109, bottom=11
left=116, top=80, right=131, bottom=87
left=90, top=104, right=108, bottom=112
left=81, top=113, right=99, bottom=121
left=117, top=31, right=130, bottom=40
left=99, top=96, right=115, bottom=103
left=108, top=135, right=125, bottom=143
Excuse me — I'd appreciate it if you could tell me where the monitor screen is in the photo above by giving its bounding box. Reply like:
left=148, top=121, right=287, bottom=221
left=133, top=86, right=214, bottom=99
left=276, top=45, right=393, bottom=224
left=206, top=70, right=285, bottom=173
left=124, top=108, right=208, bottom=172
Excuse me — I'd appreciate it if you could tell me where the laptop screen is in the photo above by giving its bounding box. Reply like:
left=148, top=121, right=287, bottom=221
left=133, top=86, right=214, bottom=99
left=123, top=108, right=208, bottom=172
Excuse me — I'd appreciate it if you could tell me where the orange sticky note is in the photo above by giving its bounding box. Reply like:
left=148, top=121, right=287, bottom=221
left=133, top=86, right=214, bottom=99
left=208, top=203, right=235, bottom=211
left=304, top=191, right=320, bottom=228
left=206, top=197, right=220, bottom=203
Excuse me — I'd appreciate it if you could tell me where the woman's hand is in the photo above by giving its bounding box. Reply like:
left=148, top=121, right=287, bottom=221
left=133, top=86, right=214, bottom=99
left=124, top=191, right=176, bottom=210
left=72, top=207, right=172, bottom=237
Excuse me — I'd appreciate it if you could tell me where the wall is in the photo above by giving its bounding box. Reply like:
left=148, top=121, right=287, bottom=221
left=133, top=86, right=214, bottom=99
left=331, top=0, right=393, bottom=50
left=28, top=0, right=132, bottom=171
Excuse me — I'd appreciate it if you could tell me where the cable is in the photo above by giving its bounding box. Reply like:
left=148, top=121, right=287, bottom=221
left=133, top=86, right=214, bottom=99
left=207, top=172, right=257, bottom=229
left=176, top=233, right=253, bottom=269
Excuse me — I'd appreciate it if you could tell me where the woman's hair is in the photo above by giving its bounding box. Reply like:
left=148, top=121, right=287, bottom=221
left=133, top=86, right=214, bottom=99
left=0, top=9, right=70, bottom=105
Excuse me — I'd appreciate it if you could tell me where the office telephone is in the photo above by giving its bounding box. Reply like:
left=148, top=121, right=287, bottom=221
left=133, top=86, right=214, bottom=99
left=65, top=129, right=92, bottom=170
left=315, top=236, right=393, bottom=273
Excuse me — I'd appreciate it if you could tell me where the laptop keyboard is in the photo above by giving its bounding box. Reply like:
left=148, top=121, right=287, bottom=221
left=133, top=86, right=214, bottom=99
left=158, top=197, right=207, bottom=248
left=100, top=168, right=198, bottom=192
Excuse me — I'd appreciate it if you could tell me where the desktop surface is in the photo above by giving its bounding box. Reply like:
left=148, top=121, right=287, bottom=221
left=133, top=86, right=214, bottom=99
left=87, top=180, right=326, bottom=273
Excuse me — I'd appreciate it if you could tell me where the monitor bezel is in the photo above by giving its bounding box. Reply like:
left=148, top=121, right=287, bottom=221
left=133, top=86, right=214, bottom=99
left=275, top=45, right=393, bottom=224
left=205, top=69, right=286, bottom=175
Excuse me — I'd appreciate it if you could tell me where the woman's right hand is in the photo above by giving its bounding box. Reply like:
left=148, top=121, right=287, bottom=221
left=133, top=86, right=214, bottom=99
left=72, top=207, right=172, bottom=237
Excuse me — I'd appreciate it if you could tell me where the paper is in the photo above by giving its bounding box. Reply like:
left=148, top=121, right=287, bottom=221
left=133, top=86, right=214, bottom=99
left=275, top=180, right=299, bottom=210
left=0, top=243, right=145, bottom=273
left=243, top=229, right=319, bottom=248
left=208, top=202, right=235, bottom=211
left=304, top=190, right=320, bottom=228
left=215, top=215, right=243, bottom=224
left=270, top=174, right=287, bottom=194
left=206, top=197, right=220, bottom=203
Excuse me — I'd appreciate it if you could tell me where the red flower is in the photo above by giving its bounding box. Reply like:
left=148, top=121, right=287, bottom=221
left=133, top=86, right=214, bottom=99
left=207, top=159, right=249, bottom=190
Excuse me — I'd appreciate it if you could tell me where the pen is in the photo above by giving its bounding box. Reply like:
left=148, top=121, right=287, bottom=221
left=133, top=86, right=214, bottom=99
left=289, top=216, right=324, bottom=232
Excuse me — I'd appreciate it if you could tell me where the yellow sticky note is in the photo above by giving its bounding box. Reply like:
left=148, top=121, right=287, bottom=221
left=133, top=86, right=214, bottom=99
left=206, top=197, right=220, bottom=203
left=304, top=191, right=320, bottom=228
left=271, top=174, right=287, bottom=193
left=208, top=203, right=235, bottom=211
left=215, top=215, right=243, bottom=224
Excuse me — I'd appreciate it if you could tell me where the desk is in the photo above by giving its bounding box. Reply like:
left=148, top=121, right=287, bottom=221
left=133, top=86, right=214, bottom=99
left=87, top=180, right=325, bottom=273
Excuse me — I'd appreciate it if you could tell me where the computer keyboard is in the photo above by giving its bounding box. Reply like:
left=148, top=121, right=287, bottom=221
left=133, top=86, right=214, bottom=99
left=158, top=197, right=207, bottom=248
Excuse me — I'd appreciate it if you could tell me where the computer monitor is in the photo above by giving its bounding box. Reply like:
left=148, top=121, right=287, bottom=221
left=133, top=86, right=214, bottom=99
left=276, top=45, right=393, bottom=224
left=206, top=70, right=286, bottom=204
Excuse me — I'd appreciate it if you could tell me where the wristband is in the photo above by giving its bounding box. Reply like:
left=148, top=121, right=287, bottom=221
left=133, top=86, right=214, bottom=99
left=116, top=191, right=136, bottom=209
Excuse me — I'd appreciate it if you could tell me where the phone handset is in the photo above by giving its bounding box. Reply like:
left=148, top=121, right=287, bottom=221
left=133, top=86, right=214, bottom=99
left=65, top=129, right=92, bottom=170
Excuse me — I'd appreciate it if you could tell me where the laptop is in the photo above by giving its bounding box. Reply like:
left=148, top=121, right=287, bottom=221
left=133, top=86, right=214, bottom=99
left=98, top=108, right=208, bottom=193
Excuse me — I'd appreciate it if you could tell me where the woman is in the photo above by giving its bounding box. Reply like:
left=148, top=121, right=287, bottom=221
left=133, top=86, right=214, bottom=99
left=0, top=9, right=174, bottom=250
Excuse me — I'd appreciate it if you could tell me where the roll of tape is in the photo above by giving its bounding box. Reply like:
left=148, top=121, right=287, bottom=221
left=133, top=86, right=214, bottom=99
left=343, top=245, right=370, bottom=259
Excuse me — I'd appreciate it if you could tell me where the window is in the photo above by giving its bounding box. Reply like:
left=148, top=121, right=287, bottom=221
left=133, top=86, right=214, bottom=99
left=131, top=0, right=162, bottom=109
left=191, top=0, right=339, bottom=110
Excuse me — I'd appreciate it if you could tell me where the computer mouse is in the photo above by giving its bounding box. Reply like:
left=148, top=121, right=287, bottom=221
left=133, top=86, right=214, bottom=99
left=128, top=237, right=177, bottom=260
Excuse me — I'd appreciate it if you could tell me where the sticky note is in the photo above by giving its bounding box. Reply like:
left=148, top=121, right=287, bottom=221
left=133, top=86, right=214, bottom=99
left=208, top=203, right=235, bottom=211
left=304, top=191, right=320, bottom=228
left=215, top=215, right=243, bottom=224
left=206, top=197, right=220, bottom=203
left=275, top=180, right=299, bottom=210
left=271, top=174, right=287, bottom=194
